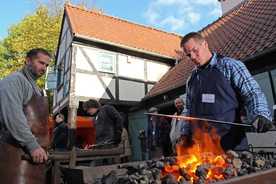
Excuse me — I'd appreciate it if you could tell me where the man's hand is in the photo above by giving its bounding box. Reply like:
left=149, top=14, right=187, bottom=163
left=83, top=144, right=94, bottom=150
left=30, top=148, right=48, bottom=163
left=251, top=115, right=274, bottom=133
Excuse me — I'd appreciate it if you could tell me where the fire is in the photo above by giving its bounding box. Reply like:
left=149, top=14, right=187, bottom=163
left=164, top=120, right=227, bottom=183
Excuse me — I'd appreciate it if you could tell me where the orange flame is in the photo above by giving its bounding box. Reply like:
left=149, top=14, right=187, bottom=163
left=165, top=120, right=227, bottom=183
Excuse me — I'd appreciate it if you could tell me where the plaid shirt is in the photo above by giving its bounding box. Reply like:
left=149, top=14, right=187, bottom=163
left=182, top=52, right=271, bottom=135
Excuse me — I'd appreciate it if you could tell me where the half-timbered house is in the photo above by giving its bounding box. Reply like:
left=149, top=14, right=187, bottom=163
left=51, top=0, right=276, bottom=161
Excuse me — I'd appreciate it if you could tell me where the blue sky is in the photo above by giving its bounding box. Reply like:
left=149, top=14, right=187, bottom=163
left=0, top=0, right=222, bottom=39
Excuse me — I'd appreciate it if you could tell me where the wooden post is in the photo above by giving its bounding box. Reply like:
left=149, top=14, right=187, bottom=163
left=67, top=106, right=77, bottom=150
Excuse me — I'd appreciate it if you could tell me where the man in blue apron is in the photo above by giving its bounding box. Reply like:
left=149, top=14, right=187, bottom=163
left=0, top=48, right=51, bottom=183
left=179, top=32, right=273, bottom=152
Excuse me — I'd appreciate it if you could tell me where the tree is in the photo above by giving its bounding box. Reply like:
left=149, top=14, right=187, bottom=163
left=2, top=2, right=62, bottom=86
left=0, top=0, right=103, bottom=111
left=0, top=40, right=12, bottom=79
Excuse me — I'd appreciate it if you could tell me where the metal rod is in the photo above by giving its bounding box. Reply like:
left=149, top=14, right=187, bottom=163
left=144, top=113, right=252, bottom=127
left=21, top=154, right=69, bottom=161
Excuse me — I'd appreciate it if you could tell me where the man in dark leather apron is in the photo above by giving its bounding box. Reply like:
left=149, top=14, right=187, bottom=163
left=83, top=99, right=123, bottom=166
left=0, top=48, right=51, bottom=184
left=179, top=32, right=273, bottom=153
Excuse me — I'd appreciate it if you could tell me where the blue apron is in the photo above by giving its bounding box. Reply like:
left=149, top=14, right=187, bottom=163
left=188, top=66, right=248, bottom=152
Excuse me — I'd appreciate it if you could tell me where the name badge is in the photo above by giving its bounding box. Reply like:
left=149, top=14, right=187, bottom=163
left=202, top=94, right=215, bottom=103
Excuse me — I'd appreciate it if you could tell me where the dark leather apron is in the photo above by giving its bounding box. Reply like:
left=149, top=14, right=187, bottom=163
left=94, top=107, right=115, bottom=149
left=188, top=66, right=248, bottom=152
left=0, top=86, right=49, bottom=183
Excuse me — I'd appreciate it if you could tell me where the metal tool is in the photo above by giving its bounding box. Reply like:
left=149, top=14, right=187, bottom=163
left=145, top=113, right=252, bottom=127
left=85, top=139, right=115, bottom=149
left=145, top=113, right=276, bottom=131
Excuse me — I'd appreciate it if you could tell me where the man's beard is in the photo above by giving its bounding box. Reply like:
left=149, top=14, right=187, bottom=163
left=27, top=66, right=40, bottom=79
left=177, top=107, right=184, bottom=115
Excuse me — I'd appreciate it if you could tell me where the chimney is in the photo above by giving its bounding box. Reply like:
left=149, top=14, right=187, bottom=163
left=218, top=0, right=247, bottom=15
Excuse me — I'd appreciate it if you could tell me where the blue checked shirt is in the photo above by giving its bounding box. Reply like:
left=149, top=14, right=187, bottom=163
left=181, top=52, right=272, bottom=135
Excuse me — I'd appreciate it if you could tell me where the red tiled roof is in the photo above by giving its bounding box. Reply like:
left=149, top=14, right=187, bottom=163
left=145, top=0, right=276, bottom=98
left=64, top=0, right=276, bottom=99
left=65, top=4, right=183, bottom=59
left=202, top=0, right=276, bottom=60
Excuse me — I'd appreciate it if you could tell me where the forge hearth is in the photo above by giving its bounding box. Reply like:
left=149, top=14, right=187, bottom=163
left=61, top=150, right=276, bottom=184
left=103, top=150, right=276, bottom=184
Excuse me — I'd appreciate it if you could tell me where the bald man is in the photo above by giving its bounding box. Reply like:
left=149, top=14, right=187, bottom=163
left=170, top=98, right=186, bottom=155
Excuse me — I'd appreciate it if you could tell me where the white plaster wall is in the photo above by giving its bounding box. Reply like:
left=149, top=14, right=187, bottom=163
left=118, top=55, right=145, bottom=80
left=75, top=73, right=114, bottom=99
left=147, top=62, right=170, bottom=82
left=83, top=47, right=98, bottom=68
left=102, top=76, right=116, bottom=96
left=75, top=47, right=97, bottom=71
left=119, top=80, right=145, bottom=101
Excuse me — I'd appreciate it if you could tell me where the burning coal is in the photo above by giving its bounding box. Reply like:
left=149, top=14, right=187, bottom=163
left=98, top=121, right=276, bottom=183
left=172, top=120, right=226, bottom=182
left=110, top=151, right=276, bottom=184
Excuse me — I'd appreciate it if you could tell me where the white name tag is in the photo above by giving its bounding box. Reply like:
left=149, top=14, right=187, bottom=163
left=202, top=94, right=215, bottom=103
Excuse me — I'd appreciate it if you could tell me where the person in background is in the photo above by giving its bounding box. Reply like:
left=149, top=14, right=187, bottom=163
left=83, top=99, right=123, bottom=165
left=180, top=32, right=274, bottom=153
left=51, top=114, right=68, bottom=152
left=119, top=127, right=132, bottom=163
left=147, top=107, right=170, bottom=159
left=170, top=98, right=186, bottom=155
left=0, top=48, right=51, bottom=183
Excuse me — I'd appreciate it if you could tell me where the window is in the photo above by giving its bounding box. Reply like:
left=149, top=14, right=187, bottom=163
left=45, top=65, right=57, bottom=90
left=56, top=56, right=65, bottom=88
left=63, top=80, right=70, bottom=95
left=98, top=52, right=116, bottom=73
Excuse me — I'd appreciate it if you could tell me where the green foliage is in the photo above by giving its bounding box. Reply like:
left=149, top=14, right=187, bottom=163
left=0, top=0, right=103, bottom=112
left=0, top=40, right=13, bottom=79
left=2, top=2, right=63, bottom=84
